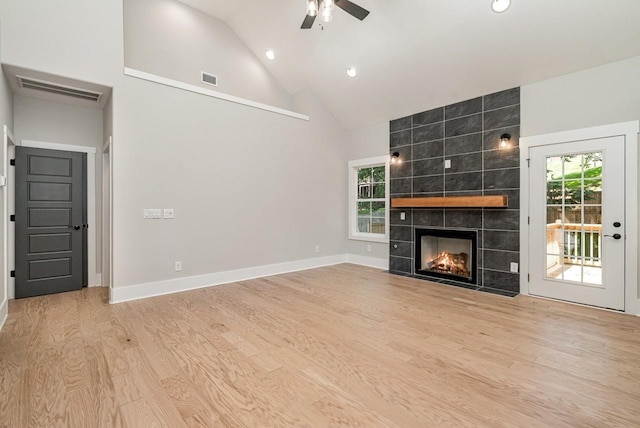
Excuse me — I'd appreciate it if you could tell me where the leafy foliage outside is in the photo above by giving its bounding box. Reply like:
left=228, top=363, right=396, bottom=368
left=546, top=153, right=602, bottom=205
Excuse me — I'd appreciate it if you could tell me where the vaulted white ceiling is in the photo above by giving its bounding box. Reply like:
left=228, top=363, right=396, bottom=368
left=179, top=0, right=640, bottom=130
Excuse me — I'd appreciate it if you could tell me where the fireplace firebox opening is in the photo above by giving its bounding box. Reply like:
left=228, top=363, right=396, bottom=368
left=415, top=228, right=478, bottom=285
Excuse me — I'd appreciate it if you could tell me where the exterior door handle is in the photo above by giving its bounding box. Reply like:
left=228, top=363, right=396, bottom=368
left=73, top=225, right=81, bottom=230
left=604, top=233, right=622, bottom=240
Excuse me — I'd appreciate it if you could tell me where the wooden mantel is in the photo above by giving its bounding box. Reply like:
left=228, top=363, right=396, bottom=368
left=391, top=195, right=508, bottom=208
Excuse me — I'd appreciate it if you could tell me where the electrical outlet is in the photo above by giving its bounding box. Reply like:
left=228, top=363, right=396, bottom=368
left=367, top=245, right=372, bottom=253
left=315, top=245, right=320, bottom=253
left=163, top=208, right=174, bottom=219
left=400, top=212, right=406, bottom=221
left=444, top=159, right=451, bottom=169
left=510, top=262, right=519, bottom=273
left=175, top=261, right=182, bottom=272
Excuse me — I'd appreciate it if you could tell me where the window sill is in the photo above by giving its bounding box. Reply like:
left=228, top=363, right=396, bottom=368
left=349, top=234, right=389, bottom=244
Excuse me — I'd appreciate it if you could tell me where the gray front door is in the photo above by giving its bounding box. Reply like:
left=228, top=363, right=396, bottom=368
left=15, top=147, right=86, bottom=298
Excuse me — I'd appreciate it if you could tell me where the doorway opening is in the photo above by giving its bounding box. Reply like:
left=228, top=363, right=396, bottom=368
left=2, top=64, right=113, bottom=300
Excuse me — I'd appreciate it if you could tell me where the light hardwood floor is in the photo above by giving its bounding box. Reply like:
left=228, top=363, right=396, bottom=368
left=1, top=264, right=640, bottom=427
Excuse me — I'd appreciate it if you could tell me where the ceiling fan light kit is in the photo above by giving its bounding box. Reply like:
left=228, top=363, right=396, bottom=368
left=321, top=2, right=333, bottom=22
left=301, top=0, right=370, bottom=29
left=306, top=0, right=318, bottom=17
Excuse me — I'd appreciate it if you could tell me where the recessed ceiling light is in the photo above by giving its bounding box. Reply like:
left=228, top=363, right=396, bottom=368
left=346, top=67, right=357, bottom=78
left=491, top=0, right=511, bottom=13
left=265, top=50, right=275, bottom=61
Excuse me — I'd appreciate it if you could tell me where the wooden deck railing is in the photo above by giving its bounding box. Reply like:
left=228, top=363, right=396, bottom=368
left=546, top=223, right=602, bottom=266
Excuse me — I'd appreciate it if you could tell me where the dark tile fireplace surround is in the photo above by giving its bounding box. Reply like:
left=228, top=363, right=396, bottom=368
left=389, top=88, right=520, bottom=296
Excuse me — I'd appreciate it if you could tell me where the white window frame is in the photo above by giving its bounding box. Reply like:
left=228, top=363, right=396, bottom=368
left=348, top=155, right=390, bottom=243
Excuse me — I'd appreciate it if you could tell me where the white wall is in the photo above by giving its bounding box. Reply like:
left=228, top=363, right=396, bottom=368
left=0, top=0, right=122, bottom=86
left=345, top=122, right=390, bottom=262
left=521, top=56, right=640, bottom=136
left=124, top=0, right=293, bottom=111
left=1, top=0, right=350, bottom=296
left=521, top=55, right=640, bottom=299
left=113, top=77, right=346, bottom=287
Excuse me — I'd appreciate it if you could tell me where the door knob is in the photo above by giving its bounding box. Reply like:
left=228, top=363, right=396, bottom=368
left=73, top=225, right=81, bottom=230
left=604, top=233, right=622, bottom=240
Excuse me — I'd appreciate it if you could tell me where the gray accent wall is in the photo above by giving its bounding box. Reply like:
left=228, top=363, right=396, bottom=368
left=389, top=88, right=521, bottom=294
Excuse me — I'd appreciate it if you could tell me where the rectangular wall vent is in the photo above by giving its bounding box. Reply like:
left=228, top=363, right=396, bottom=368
left=17, top=75, right=103, bottom=102
left=201, top=72, right=218, bottom=87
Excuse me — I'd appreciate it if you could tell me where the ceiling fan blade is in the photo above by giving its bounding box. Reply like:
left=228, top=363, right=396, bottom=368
left=335, top=0, right=370, bottom=21
left=301, top=14, right=317, bottom=29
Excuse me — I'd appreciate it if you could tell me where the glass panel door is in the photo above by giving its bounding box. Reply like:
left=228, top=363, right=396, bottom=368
left=529, top=135, right=625, bottom=311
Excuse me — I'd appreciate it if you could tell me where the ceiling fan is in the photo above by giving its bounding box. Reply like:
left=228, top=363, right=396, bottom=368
left=301, top=0, right=370, bottom=29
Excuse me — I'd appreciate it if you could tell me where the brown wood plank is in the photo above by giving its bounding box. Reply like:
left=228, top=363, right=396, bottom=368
left=1, top=265, right=640, bottom=427
left=392, top=195, right=508, bottom=208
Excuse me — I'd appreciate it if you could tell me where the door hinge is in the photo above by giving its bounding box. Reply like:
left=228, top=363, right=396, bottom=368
left=10, top=270, right=15, bottom=278
left=526, top=158, right=530, bottom=167
left=9, top=215, right=15, bottom=222
left=527, top=274, right=530, bottom=282
left=9, top=159, right=15, bottom=166
left=528, top=216, right=530, bottom=225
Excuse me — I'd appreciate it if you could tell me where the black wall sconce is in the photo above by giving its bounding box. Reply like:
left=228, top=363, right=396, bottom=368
left=390, top=151, right=402, bottom=164
left=500, top=133, right=511, bottom=149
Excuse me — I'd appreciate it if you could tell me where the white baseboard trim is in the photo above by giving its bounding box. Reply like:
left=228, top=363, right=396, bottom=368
left=345, top=254, right=389, bottom=270
left=109, top=253, right=390, bottom=304
left=0, top=299, right=7, bottom=332
left=110, top=254, right=348, bottom=304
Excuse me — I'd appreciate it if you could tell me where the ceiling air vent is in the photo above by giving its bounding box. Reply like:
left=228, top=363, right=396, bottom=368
left=17, top=75, right=103, bottom=102
left=201, top=72, right=218, bottom=87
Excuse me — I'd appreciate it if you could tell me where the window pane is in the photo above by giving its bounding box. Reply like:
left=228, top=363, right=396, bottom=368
left=371, top=202, right=385, bottom=218
left=546, top=206, right=563, bottom=254
left=373, top=183, right=385, bottom=198
left=358, top=184, right=372, bottom=199
left=583, top=205, right=601, bottom=226
left=371, top=202, right=385, bottom=234
left=583, top=179, right=602, bottom=204
left=583, top=152, right=602, bottom=178
left=563, top=155, right=582, bottom=177
left=546, top=254, right=563, bottom=278
left=358, top=167, right=372, bottom=184
left=372, top=166, right=385, bottom=183
left=357, top=201, right=371, bottom=233
left=358, top=201, right=371, bottom=216
left=563, top=205, right=582, bottom=225
left=563, top=183, right=582, bottom=204
left=546, top=181, right=563, bottom=204
left=546, top=156, right=563, bottom=181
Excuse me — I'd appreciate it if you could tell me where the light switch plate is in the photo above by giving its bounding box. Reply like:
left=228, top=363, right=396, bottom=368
left=444, top=159, right=451, bottom=169
left=144, top=209, right=162, bottom=219
left=400, top=212, right=406, bottom=221
left=510, top=262, right=519, bottom=273
left=163, top=208, right=174, bottom=219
